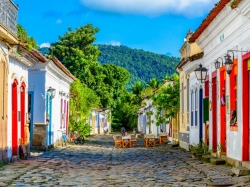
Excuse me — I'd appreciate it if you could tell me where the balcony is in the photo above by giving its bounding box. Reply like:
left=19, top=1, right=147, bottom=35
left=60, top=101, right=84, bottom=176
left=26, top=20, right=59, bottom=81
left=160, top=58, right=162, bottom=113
left=0, top=0, right=18, bottom=42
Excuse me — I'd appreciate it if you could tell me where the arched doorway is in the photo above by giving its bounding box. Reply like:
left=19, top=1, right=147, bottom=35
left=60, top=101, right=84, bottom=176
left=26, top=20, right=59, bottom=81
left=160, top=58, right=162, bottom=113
left=0, top=54, right=8, bottom=160
left=12, top=79, right=18, bottom=155
left=20, top=82, right=26, bottom=144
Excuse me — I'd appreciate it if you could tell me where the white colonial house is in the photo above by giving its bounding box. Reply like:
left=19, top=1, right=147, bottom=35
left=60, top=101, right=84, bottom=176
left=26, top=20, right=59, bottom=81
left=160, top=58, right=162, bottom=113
left=137, top=81, right=177, bottom=142
left=179, top=0, right=250, bottom=166
left=28, top=56, right=75, bottom=150
left=0, top=0, right=46, bottom=161
left=90, top=108, right=110, bottom=135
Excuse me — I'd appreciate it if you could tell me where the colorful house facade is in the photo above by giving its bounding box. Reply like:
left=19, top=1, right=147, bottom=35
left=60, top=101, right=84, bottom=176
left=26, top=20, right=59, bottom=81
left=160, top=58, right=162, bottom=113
left=176, top=30, right=203, bottom=150
left=179, top=0, right=250, bottom=166
left=28, top=56, right=75, bottom=150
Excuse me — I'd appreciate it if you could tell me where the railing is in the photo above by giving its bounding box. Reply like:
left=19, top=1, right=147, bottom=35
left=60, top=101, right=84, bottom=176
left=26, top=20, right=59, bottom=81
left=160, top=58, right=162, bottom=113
left=0, top=0, right=18, bottom=36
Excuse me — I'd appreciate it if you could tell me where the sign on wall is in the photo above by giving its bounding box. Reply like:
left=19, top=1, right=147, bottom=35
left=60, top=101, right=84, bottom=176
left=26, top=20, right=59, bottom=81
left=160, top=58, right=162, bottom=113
left=226, top=95, right=229, bottom=114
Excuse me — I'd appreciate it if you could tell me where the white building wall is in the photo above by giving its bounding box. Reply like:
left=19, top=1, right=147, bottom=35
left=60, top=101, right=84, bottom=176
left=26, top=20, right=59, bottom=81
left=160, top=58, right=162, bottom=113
left=8, top=56, right=29, bottom=157
left=46, top=70, right=70, bottom=143
left=189, top=73, right=200, bottom=146
left=194, top=2, right=250, bottom=161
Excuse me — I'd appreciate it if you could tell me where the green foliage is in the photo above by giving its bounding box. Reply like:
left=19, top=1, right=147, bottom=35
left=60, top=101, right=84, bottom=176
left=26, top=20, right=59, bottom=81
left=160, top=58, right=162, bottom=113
left=97, top=44, right=179, bottom=89
left=152, top=74, right=180, bottom=126
left=190, top=141, right=212, bottom=157
left=69, top=79, right=100, bottom=121
left=69, top=120, right=92, bottom=137
left=217, top=142, right=226, bottom=152
left=101, top=64, right=130, bottom=109
left=51, top=25, right=130, bottom=110
left=17, top=24, right=38, bottom=50
left=112, top=92, right=139, bottom=131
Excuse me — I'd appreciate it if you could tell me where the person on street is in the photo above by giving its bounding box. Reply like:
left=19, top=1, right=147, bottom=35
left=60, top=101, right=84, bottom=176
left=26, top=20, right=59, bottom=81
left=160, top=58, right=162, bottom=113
left=121, top=127, right=126, bottom=136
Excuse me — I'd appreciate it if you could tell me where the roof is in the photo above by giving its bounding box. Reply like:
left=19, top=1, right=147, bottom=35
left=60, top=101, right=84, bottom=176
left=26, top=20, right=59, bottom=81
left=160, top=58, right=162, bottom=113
left=189, top=0, right=231, bottom=43
left=176, top=52, right=204, bottom=70
left=51, top=57, right=76, bottom=81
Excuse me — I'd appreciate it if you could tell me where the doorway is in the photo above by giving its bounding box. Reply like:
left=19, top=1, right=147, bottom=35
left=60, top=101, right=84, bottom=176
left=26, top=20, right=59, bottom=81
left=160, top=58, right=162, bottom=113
left=12, top=79, right=18, bottom=155
left=0, top=56, right=8, bottom=160
left=212, top=77, right=217, bottom=152
left=20, top=82, right=26, bottom=144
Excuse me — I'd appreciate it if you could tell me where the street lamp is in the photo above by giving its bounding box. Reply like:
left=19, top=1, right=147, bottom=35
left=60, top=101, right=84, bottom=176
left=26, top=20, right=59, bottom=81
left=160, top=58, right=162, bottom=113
left=194, top=64, right=208, bottom=83
left=214, top=57, right=224, bottom=70
left=224, top=53, right=234, bottom=75
left=47, top=86, right=56, bottom=99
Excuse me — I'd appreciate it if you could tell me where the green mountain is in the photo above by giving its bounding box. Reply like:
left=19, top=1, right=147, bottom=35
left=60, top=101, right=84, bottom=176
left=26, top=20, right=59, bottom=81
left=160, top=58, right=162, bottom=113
left=39, top=45, right=180, bottom=89
left=97, top=44, right=179, bottom=89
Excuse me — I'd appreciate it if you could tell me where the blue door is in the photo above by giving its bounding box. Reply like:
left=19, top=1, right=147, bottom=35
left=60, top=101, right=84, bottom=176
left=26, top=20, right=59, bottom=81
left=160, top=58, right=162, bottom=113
left=28, top=92, right=34, bottom=146
left=46, top=93, right=53, bottom=145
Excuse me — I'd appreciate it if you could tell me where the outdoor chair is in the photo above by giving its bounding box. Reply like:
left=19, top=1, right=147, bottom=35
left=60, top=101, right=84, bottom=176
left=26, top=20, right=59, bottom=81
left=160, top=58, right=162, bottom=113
left=159, top=133, right=169, bottom=144
left=144, top=134, right=155, bottom=147
left=122, top=136, right=131, bottom=148
left=113, top=135, right=122, bottom=148
left=130, top=135, right=138, bottom=147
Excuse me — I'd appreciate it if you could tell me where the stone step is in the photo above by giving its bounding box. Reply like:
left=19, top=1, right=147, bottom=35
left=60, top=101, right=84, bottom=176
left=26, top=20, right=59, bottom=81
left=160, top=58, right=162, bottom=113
left=201, top=155, right=213, bottom=163
left=210, top=158, right=226, bottom=165
left=242, top=161, right=250, bottom=169
left=232, top=166, right=250, bottom=176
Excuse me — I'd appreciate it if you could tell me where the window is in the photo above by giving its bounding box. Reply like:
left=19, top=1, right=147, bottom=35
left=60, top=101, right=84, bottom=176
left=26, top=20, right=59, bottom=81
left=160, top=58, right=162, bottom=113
left=60, top=99, right=63, bottom=129
left=181, top=82, right=184, bottom=113
left=187, top=79, right=189, bottom=112
left=195, top=88, right=198, bottom=126
left=191, top=90, right=193, bottom=126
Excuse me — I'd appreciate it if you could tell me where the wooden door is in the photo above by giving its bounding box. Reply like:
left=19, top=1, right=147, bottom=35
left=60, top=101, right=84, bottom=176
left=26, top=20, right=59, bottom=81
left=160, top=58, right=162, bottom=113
left=0, top=57, right=8, bottom=160
left=212, top=77, right=217, bottom=151
left=20, top=83, right=25, bottom=144
left=12, top=79, right=18, bottom=155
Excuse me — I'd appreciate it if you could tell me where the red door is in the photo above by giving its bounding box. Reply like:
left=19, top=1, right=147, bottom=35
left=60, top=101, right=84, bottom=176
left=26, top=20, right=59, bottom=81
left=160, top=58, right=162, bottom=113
left=20, top=82, right=26, bottom=144
left=12, top=79, right=18, bottom=155
left=212, top=76, right=217, bottom=151
left=220, top=68, right=226, bottom=152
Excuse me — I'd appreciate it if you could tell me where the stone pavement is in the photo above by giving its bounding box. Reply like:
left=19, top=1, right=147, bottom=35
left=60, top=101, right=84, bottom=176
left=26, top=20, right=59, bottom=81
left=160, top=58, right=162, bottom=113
left=0, top=135, right=249, bottom=187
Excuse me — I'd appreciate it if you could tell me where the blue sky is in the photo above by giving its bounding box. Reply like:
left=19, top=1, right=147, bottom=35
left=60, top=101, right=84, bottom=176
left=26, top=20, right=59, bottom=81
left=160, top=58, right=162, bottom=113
left=14, top=0, right=218, bottom=57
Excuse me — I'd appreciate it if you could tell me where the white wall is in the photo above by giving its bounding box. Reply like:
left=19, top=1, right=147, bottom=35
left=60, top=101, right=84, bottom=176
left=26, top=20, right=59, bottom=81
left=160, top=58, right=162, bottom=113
left=189, top=73, right=201, bottom=146
left=8, top=55, right=29, bottom=157
left=194, top=2, right=250, bottom=160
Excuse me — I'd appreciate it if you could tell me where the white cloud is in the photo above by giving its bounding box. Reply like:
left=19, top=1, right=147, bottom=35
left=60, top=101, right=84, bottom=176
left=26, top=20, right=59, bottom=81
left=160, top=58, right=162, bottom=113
left=110, top=41, right=121, bottom=46
left=39, top=42, right=51, bottom=48
left=56, top=19, right=62, bottom=24
left=80, top=0, right=218, bottom=17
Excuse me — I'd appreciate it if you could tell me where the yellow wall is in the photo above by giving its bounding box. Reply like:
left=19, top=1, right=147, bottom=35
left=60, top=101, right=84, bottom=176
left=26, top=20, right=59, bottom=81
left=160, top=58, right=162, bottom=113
left=179, top=71, right=189, bottom=133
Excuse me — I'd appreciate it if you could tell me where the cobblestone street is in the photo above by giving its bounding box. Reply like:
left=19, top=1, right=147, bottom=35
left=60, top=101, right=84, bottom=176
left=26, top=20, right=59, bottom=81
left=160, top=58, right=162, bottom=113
left=0, top=135, right=250, bottom=187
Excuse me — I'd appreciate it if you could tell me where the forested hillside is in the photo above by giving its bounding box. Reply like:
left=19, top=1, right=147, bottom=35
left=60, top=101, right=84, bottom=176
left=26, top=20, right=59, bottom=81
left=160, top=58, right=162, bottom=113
left=97, top=44, right=179, bottom=88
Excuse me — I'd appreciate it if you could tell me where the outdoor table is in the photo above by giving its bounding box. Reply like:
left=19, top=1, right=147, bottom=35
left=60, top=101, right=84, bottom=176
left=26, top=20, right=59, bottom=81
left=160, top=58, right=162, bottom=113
left=158, top=133, right=168, bottom=144
left=122, top=135, right=131, bottom=148
left=144, top=134, right=155, bottom=147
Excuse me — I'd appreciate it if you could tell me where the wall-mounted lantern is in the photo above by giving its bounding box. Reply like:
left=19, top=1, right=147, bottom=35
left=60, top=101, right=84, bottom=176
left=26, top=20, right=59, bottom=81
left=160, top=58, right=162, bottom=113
left=194, top=64, right=208, bottom=83
left=47, top=86, right=56, bottom=99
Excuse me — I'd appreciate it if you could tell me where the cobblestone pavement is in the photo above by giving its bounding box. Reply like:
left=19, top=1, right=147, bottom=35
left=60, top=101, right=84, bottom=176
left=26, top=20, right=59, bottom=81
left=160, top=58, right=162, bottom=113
left=0, top=135, right=250, bottom=187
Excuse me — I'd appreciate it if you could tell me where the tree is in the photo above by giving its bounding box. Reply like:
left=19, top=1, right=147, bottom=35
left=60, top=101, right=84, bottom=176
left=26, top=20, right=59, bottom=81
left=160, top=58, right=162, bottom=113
left=147, top=78, right=160, bottom=90
left=101, top=64, right=130, bottom=109
left=69, top=79, right=100, bottom=136
left=17, top=24, right=38, bottom=50
left=152, top=74, right=180, bottom=127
